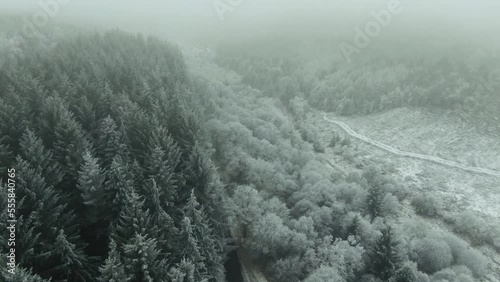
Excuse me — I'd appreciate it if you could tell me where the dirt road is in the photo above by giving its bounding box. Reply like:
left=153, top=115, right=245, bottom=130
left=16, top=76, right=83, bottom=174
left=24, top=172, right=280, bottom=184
left=323, top=114, right=500, bottom=177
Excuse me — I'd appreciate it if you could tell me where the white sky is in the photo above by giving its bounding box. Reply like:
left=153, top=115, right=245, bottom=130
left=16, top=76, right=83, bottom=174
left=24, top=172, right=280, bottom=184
left=1, top=0, right=499, bottom=45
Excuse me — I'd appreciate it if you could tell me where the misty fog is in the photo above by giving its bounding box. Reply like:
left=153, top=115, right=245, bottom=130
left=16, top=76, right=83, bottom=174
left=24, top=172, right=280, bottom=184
left=1, top=1, right=499, bottom=282
left=2, top=1, right=500, bottom=46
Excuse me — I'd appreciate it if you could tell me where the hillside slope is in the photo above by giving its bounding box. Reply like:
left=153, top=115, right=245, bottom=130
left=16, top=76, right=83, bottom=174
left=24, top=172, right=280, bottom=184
left=307, top=108, right=500, bottom=281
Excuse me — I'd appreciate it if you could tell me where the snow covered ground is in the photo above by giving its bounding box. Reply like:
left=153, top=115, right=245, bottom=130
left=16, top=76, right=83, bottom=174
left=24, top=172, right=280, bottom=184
left=306, top=108, right=500, bottom=281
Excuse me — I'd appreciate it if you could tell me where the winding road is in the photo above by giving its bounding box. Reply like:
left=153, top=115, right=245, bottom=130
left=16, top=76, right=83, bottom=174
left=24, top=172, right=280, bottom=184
left=322, top=114, right=500, bottom=177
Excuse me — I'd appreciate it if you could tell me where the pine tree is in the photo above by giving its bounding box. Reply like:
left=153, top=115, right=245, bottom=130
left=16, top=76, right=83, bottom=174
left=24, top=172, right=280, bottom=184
left=146, top=123, right=182, bottom=174
left=15, top=156, right=91, bottom=280
left=39, top=96, right=90, bottom=175
left=369, top=225, right=403, bottom=280
left=124, top=107, right=152, bottom=165
left=18, top=130, right=64, bottom=191
left=98, top=239, right=128, bottom=282
left=77, top=151, right=110, bottom=257
left=144, top=145, right=179, bottom=207
left=95, top=116, right=127, bottom=169
left=143, top=124, right=183, bottom=219
left=168, top=258, right=197, bottom=282
left=391, top=265, right=416, bottom=282
left=111, top=186, right=158, bottom=249
left=121, top=233, right=168, bottom=281
left=70, top=91, right=95, bottom=131
left=180, top=217, right=204, bottom=265
left=143, top=178, right=178, bottom=251
left=166, top=98, right=199, bottom=155
left=179, top=190, right=225, bottom=281
left=181, top=145, right=229, bottom=261
left=365, top=169, right=386, bottom=222
left=51, top=229, right=93, bottom=281
left=367, top=184, right=383, bottom=221
left=1, top=267, right=51, bottom=282
left=13, top=72, right=47, bottom=127
left=109, top=185, right=168, bottom=280
left=77, top=151, right=106, bottom=223
left=191, top=148, right=229, bottom=243
left=105, top=155, right=135, bottom=219
left=39, top=95, right=90, bottom=209
left=181, top=144, right=208, bottom=204
left=0, top=86, right=30, bottom=174
left=93, top=82, right=115, bottom=121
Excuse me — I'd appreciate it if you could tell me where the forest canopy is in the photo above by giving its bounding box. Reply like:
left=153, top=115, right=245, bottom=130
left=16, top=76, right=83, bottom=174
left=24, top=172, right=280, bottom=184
left=0, top=29, right=228, bottom=281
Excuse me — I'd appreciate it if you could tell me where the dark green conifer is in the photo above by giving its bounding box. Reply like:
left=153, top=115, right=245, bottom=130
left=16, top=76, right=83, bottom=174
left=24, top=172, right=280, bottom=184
left=369, top=225, right=403, bottom=280
left=98, top=239, right=128, bottom=282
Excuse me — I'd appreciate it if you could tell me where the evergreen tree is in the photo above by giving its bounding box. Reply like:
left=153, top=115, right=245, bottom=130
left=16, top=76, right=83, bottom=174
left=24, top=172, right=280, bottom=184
left=95, top=116, right=127, bottom=169
left=188, top=190, right=225, bottom=281
left=144, top=144, right=180, bottom=208
left=111, top=187, right=155, bottom=247
left=18, top=73, right=47, bottom=126
left=18, top=130, right=64, bottom=190
left=39, top=95, right=91, bottom=210
left=77, top=151, right=106, bottom=223
left=39, top=95, right=90, bottom=174
left=365, top=168, right=386, bottom=222
left=367, top=183, right=384, bottom=221
left=167, top=98, right=200, bottom=155
left=179, top=217, right=205, bottom=277
left=183, top=145, right=229, bottom=246
left=98, top=239, right=128, bottom=282
left=168, top=259, right=197, bottom=282
left=105, top=155, right=135, bottom=219
left=144, top=124, right=182, bottom=204
left=1, top=267, right=51, bottom=282
left=124, top=107, right=153, bottom=165
left=15, top=156, right=91, bottom=280
left=369, top=225, right=403, bottom=280
left=181, top=144, right=210, bottom=204
left=77, top=151, right=110, bottom=257
left=177, top=190, right=225, bottom=281
left=143, top=178, right=178, bottom=251
left=122, top=233, right=169, bottom=281
left=0, top=86, right=30, bottom=174
left=69, top=88, right=96, bottom=133
left=51, top=229, right=93, bottom=281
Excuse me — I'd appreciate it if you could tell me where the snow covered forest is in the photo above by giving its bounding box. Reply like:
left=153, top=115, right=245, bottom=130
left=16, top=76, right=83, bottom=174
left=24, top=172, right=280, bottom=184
left=0, top=1, right=499, bottom=282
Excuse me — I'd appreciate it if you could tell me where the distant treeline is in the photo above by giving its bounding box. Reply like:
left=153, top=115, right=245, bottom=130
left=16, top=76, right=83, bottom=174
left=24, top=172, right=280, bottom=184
left=216, top=41, right=500, bottom=135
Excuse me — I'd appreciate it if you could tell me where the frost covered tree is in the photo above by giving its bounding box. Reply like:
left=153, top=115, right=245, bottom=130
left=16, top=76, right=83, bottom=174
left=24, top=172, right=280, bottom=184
left=121, top=234, right=168, bottom=281
left=411, top=238, right=453, bottom=274
left=77, top=151, right=106, bottom=223
left=98, top=240, right=127, bottom=282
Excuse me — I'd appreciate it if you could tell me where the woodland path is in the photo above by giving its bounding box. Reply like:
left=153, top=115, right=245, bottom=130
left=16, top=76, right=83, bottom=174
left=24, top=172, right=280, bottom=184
left=322, top=114, right=500, bottom=177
